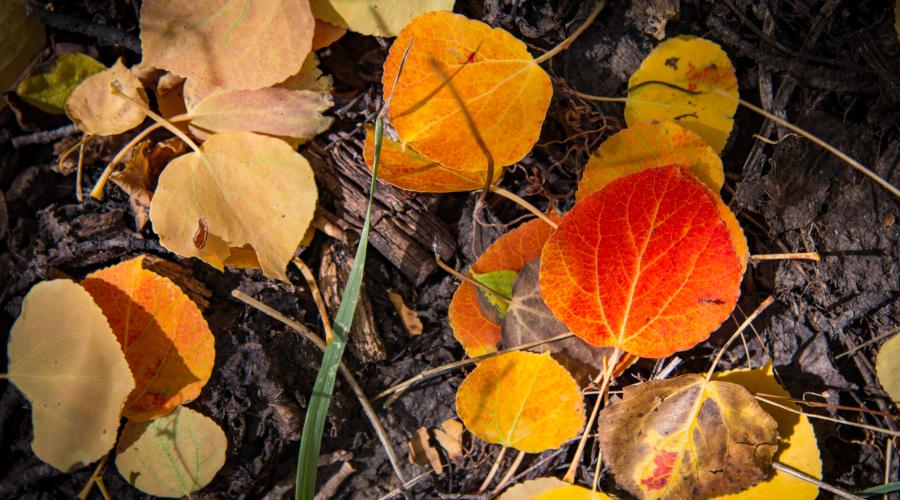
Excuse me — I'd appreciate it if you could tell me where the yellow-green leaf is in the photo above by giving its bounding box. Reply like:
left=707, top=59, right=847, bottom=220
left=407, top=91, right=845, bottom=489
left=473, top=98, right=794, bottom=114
left=16, top=53, right=105, bottom=114
left=116, top=406, right=226, bottom=497
left=311, top=0, right=455, bottom=37
left=149, top=132, right=317, bottom=281
left=472, top=269, right=516, bottom=318
left=8, top=280, right=135, bottom=472
left=0, top=0, right=45, bottom=111
left=65, top=59, right=149, bottom=136
left=876, top=334, right=900, bottom=403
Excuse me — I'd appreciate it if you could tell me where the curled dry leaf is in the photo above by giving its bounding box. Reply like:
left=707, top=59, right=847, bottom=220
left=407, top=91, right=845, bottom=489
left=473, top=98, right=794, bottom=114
left=456, top=351, right=584, bottom=453
left=876, top=333, right=900, bottom=402
left=536, top=485, right=613, bottom=499
left=155, top=71, right=186, bottom=120
left=116, top=406, right=227, bottom=497
left=498, top=477, right=568, bottom=500
left=715, top=364, right=822, bottom=500
left=149, top=132, right=317, bottom=281
left=383, top=11, right=553, bottom=170
left=541, top=166, right=743, bottom=358
left=16, top=53, right=106, bottom=114
left=140, top=0, right=314, bottom=90
left=65, top=59, right=149, bottom=136
left=363, top=124, right=504, bottom=192
left=626, top=36, right=739, bottom=153
left=449, top=216, right=558, bottom=357
left=0, top=0, right=45, bottom=112
left=577, top=121, right=724, bottom=198
left=311, top=0, right=454, bottom=37
left=598, top=374, right=778, bottom=498
left=111, top=137, right=185, bottom=229
left=408, top=426, right=443, bottom=475
left=81, top=255, right=214, bottom=421
left=8, top=280, right=135, bottom=472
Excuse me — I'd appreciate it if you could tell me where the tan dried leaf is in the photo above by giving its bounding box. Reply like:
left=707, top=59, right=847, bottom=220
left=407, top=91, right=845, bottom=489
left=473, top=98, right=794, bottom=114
left=388, top=291, right=423, bottom=336
left=65, top=59, right=148, bottom=136
left=408, top=426, right=443, bottom=475
left=433, top=419, right=464, bottom=460
left=111, top=137, right=185, bottom=229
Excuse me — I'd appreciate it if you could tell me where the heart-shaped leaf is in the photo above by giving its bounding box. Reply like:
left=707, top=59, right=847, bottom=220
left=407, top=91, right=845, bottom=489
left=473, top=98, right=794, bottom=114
left=17, top=53, right=106, bottom=114
left=65, top=59, right=149, bottom=136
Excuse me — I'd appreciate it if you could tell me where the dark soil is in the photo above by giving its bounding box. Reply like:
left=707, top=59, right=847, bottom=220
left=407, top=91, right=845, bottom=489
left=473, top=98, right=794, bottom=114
left=1, top=0, right=898, bottom=498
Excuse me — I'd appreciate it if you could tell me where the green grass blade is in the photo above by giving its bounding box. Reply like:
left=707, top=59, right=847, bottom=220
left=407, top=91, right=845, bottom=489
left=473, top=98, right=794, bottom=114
left=857, top=481, right=900, bottom=496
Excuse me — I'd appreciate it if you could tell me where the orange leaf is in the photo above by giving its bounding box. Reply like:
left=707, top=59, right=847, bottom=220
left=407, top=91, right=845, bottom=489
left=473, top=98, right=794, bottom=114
left=363, top=125, right=503, bottom=192
left=383, top=11, right=552, bottom=171
left=81, top=255, right=214, bottom=421
left=456, top=351, right=584, bottom=452
left=311, top=19, right=346, bottom=51
left=449, top=217, right=558, bottom=357
left=541, top=166, right=742, bottom=358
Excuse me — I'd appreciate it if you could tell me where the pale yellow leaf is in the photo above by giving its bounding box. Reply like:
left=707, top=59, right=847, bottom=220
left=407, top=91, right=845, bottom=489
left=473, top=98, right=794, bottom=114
left=876, top=334, right=900, bottom=403
left=311, top=0, right=455, bottom=37
left=498, top=477, right=568, bottom=500
left=65, top=59, right=149, bottom=136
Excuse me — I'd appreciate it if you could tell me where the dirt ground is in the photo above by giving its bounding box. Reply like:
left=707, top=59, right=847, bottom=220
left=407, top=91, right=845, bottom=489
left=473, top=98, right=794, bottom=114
left=0, top=0, right=898, bottom=498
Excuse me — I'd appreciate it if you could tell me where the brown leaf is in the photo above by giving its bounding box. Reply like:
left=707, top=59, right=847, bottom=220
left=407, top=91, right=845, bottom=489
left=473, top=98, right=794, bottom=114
left=388, top=290, right=423, bottom=336
left=408, top=426, right=443, bottom=475
left=433, top=419, right=464, bottom=461
left=110, top=137, right=185, bottom=229
left=598, top=374, right=779, bottom=498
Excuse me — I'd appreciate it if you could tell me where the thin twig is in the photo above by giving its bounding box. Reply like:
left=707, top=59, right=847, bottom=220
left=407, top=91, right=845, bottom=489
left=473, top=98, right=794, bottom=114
left=75, top=140, right=87, bottom=202
left=478, top=445, right=508, bottom=493
left=434, top=255, right=511, bottom=306
left=489, top=186, right=558, bottom=229
left=772, top=462, right=863, bottom=500
left=230, top=290, right=408, bottom=487
left=534, top=1, right=607, bottom=64
left=835, top=327, right=899, bottom=360
left=293, top=257, right=334, bottom=344
left=755, top=396, right=900, bottom=437
left=750, top=252, right=820, bottom=262
left=494, top=449, right=526, bottom=493
left=377, top=471, right=433, bottom=500
left=77, top=453, right=109, bottom=500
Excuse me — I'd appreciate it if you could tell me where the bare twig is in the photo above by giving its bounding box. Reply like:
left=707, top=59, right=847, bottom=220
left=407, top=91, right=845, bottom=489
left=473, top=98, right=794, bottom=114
left=12, top=124, right=79, bottom=148
left=293, top=257, right=334, bottom=344
left=772, top=462, right=863, bottom=500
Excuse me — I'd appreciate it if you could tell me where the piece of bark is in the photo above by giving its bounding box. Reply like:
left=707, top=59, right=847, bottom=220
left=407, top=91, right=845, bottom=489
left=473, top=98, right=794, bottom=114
left=319, top=242, right=387, bottom=363
left=307, top=138, right=455, bottom=285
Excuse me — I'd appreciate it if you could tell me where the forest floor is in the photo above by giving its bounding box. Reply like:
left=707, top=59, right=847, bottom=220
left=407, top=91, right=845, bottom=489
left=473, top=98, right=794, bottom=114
left=0, top=0, right=898, bottom=498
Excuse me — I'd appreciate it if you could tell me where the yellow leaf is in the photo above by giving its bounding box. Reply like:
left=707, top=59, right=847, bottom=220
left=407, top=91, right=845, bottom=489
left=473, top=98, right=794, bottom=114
left=383, top=11, right=553, bottom=171
left=311, top=0, right=454, bottom=37
left=498, top=477, right=568, bottom=500
left=536, top=485, right=614, bottom=499
left=0, top=0, right=45, bottom=111
left=456, top=351, right=584, bottom=453
left=714, top=364, right=822, bottom=500
left=8, top=280, right=135, bottom=472
left=116, top=406, right=227, bottom=497
left=149, top=132, right=317, bottom=281
left=65, top=59, right=149, bottom=136
left=576, top=121, right=724, bottom=199
left=17, top=53, right=106, bottom=114
left=598, top=374, right=778, bottom=498
left=626, top=36, right=738, bottom=153
left=876, top=334, right=900, bottom=403
left=140, top=0, right=315, bottom=90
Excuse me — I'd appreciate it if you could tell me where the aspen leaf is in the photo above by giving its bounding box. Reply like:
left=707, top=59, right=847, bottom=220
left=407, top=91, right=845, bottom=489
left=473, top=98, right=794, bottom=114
left=472, top=269, right=516, bottom=318
left=876, top=334, right=900, bottom=402
left=714, top=364, right=822, bottom=500
left=363, top=124, right=504, bottom=192
left=312, top=19, right=346, bottom=50
left=81, top=255, right=215, bottom=421
left=598, top=374, right=779, bottom=498
left=65, top=59, right=149, bottom=136
left=541, top=166, right=743, bottom=358
left=140, top=0, right=314, bottom=91
left=311, top=0, right=454, bottom=37
left=7, top=280, right=135, bottom=472
left=449, top=217, right=558, bottom=357
left=116, top=406, right=227, bottom=497
left=577, top=121, right=723, bottom=197
left=498, top=477, right=568, bottom=500
left=0, top=0, right=45, bottom=112
left=456, top=351, right=584, bottom=453
left=149, top=132, right=317, bottom=281
left=16, top=53, right=106, bottom=114
left=383, top=11, right=553, bottom=170
left=536, top=485, right=613, bottom=500
left=626, top=36, right=738, bottom=153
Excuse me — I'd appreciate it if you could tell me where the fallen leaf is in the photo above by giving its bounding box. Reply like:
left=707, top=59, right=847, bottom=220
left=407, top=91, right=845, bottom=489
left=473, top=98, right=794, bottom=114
left=876, top=334, right=900, bottom=402
left=140, top=0, right=314, bottom=90
left=363, top=124, right=504, bottom=192
left=81, top=255, right=214, bottom=421
left=16, top=53, right=105, bottom=114
left=498, top=477, right=568, bottom=500
left=714, top=364, right=822, bottom=500
left=626, top=36, right=738, bottom=153
left=598, top=374, right=778, bottom=498
left=540, top=166, right=743, bottom=358
left=388, top=291, right=423, bottom=336
left=149, top=132, right=318, bottom=281
left=312, top=19, right=346, bottom=50
left=65, top=59, right=149, bottom=136
left=408, top=426, right=443, bottom=475
left=536, top=485, right=613, bottom=499
left=472, top=269, right=517, bottom=318
left=383, top=11, right=553, bottom=170
left=449, top=216, right=558, bottom=357
left=577, top=121, right=724, bottom=198
left=7, top=280, right=135, bottom=472
left=155, top=71, right=187, bottom=120
left=456, top=351, right=584, bottom=453
left=434, top=419, right=464, bottom=460
left=311, top=0, right=454, bottom=37
left=0, top=0, right=45, bottom=111
left=116, top=406, right=227, bottom=497
left=111, top=137, right=186, bottom=229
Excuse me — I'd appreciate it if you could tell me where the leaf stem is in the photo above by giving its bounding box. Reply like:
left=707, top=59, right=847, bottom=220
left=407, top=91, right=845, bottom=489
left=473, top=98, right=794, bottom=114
left=434, top=255, right=511, bottom=306
left=750, top=252, right=820, bottom=262
left=292, top=257, right=334, bottom=344
left=74, top=139, right=87, bottom=202
left=76, top=453, right=109, bottom=500
left=489, top=185, right=558, bottom=229
left=534, top=1, right=607, bottom=65
left=755, top=395, right=900, bottom=438
left=89, top=122, right=163, bottom=200
left=704, top=296, right=775, bottom=382
left=495, top=449, right=526, bottom=492
left=478, top=445, right=508, bottom=493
